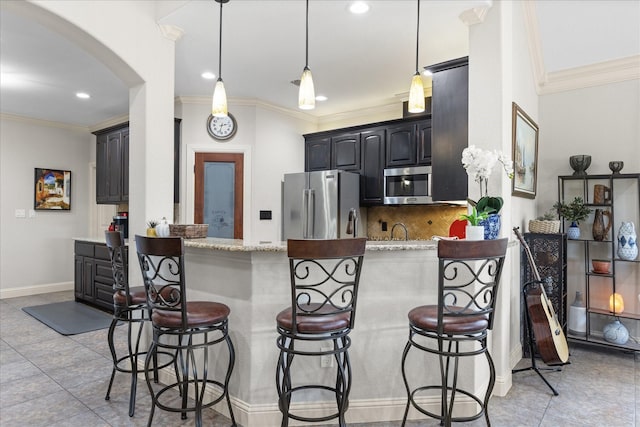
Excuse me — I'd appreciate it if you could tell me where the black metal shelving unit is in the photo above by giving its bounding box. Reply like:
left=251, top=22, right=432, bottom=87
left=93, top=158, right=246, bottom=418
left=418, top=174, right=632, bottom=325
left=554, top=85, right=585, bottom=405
left=558, top=173, right=640, bottom=352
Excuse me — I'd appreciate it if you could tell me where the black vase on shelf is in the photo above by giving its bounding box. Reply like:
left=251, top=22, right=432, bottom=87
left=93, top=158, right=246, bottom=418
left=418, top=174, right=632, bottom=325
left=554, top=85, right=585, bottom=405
left=569, top=155, right=591, bottom=176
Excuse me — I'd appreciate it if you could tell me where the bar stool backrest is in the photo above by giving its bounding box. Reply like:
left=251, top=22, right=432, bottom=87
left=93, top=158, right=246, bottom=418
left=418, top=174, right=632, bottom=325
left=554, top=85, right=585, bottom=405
left=287, top=238, right=367, bottom=333
left=436, top=238, right=508, bottom=332
left=105, top=231, right=128, bottom=301
left=135, top=235, right=187, bottom=329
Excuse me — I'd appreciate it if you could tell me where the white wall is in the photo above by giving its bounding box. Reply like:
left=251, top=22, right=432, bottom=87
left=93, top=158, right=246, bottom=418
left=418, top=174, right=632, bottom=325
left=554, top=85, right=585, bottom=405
left=0, top=116, right=91, bottom=296
left=177, top=99, right=316, bottom=244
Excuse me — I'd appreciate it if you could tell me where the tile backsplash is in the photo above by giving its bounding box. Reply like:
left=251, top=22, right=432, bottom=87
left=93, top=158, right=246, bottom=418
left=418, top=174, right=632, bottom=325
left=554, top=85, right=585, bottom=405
left=366, top=205, right=467, bottom=240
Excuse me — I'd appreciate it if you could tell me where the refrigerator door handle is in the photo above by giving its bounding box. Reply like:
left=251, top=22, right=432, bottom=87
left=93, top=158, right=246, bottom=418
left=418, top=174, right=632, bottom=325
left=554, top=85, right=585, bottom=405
left=302, top=189, right=309, bottom=239
left=305, top=189, right=315, bottom=238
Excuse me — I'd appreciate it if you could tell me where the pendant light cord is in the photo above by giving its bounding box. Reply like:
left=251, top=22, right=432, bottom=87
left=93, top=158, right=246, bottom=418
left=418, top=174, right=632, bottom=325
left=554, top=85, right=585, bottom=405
left=218, top=0, right=223, bottom=79
left=305, top=0, right=309, bottom=68
left=415, top=0, right=420, bottom=74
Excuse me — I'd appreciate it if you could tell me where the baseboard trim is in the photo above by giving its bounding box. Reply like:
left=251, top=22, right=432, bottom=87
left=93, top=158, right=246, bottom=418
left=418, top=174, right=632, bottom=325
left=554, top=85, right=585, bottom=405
left=0, top=282, right=73, bottom=299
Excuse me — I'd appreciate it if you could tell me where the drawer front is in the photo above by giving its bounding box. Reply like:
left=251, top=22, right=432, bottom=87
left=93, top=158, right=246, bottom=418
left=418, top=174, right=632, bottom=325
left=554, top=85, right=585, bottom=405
left=94, top=244, right=111, bottom=261
left=95, top=282, right=115, bottom=310
left=94, top=260, right=115, bottom=285
left=75, top=241, right=94, bottom=257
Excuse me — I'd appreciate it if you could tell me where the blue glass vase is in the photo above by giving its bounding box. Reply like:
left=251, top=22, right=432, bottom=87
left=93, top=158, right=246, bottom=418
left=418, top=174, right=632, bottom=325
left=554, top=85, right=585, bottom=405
left=567, top=221, right=581, bottom=240
left=479, top=214, right=501, bottom=240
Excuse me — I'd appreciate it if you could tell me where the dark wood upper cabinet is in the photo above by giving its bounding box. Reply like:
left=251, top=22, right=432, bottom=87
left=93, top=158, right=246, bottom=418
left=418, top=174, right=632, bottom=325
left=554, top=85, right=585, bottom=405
left=305, top=136, right=331, bottom=171
left=428, top=57, right=468, bottom=202
left=360, top=128, right=385, bottom=205
left=94, top=123, right=128, bottom=204
left=417, top=119, right=432, bottom=165
left=386, top=123, right=417, bottom=167
left=331, top=132, right=361, bottom=171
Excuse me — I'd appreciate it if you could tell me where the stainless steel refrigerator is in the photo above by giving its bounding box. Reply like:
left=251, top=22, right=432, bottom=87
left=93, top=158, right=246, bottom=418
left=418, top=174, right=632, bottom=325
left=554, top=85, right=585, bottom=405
left=282, top=170, right=360, bottom=239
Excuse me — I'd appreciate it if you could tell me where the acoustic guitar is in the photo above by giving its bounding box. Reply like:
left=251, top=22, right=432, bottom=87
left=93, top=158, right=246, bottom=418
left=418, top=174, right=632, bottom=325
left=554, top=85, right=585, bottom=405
left=514, top=227, right=569, bottom=365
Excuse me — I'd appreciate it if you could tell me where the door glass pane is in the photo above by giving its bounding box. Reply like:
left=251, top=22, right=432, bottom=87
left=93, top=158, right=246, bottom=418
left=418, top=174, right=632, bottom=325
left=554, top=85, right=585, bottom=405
left=204, top=162, right=235, bottom=238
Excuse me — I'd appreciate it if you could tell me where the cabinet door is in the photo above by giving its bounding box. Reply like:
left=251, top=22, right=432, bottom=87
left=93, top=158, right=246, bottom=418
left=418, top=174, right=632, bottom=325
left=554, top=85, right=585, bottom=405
left=360, top=128, right=385, bottom=205
left=386, top=123, right=417, bottom=167
left=121, top=129, right=129, bottom=202
left=83, top=258, right=94, bottom=300
left=305, top=137, right=331, bottom=171
left=96, top=134, right=109, bottom=203
left=106, top=131, right=123, bottom=203
left=74, top=255, right=84, bottom=299
left=431, top=63, right=468, bottom=201
left=417, top=119, right=432, bottom=165
left=331, top=133, right=361, bottom=171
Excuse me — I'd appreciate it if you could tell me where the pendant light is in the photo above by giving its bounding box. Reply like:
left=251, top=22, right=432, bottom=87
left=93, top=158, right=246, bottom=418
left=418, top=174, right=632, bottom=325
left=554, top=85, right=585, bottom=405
left=298, top=0, right=315, bottom=110
left=408, top=0, right=425, bottom=113
left=212, top=0, right=229, bottom=117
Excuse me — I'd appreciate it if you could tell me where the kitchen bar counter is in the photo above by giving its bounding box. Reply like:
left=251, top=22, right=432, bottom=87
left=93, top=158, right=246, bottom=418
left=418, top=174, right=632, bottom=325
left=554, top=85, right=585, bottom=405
left=76, top=236, right=517, bottom=426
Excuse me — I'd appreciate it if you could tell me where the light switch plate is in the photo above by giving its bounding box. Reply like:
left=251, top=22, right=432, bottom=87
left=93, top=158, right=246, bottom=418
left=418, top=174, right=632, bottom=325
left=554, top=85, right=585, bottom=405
left=15, top=209, right=26, bottom=218
left=28, top=209, right=36, bottom=218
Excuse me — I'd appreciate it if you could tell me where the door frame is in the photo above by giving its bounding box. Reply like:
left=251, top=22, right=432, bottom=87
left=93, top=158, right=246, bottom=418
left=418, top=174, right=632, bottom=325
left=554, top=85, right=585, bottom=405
left=183, top=144, right=252, bottom=242
left=194, top=152, right=244, bottom=239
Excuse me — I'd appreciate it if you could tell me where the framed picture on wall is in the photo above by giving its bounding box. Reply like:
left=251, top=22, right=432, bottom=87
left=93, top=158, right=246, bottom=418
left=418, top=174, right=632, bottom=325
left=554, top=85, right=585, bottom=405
left=511, top=103, right=539, bottom=199
left=34, top=168, right=71, bottom=210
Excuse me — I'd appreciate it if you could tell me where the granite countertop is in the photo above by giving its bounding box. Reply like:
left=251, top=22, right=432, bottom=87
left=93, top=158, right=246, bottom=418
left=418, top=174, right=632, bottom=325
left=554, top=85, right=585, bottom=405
left=74, top=237, right=442, bottom=252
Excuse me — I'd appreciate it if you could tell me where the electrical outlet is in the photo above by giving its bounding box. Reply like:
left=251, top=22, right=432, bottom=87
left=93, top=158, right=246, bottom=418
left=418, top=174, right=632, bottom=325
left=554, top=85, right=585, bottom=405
left=320, top=347, right=333, bottom=368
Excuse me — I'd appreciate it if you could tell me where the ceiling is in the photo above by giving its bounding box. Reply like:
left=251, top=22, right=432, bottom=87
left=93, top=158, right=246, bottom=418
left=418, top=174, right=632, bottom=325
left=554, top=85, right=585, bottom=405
left=0, top=0, right=638, bottom=128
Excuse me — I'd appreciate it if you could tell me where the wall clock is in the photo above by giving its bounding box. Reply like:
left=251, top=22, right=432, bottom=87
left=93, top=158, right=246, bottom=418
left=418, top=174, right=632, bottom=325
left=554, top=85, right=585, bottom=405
left=206, top=113, right=237, bottom=141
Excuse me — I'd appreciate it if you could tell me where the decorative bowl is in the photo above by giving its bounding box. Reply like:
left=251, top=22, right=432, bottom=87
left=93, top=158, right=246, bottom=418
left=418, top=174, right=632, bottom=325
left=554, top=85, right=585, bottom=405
left=591, top=258, right=611, bottom=274
left=608, top=161, right=624, bottom=174
left=569, top=155, right=591, bottom=176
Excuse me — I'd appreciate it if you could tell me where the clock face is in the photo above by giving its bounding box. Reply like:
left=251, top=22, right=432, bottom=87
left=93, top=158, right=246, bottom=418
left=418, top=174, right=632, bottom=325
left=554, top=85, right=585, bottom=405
left=207, top=113, right=237, bottom=141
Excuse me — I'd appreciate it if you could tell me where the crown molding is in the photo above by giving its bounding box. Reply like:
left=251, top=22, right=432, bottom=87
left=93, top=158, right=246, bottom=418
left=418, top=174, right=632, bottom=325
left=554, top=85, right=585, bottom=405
left=159, top=24, right=184, bottom=42
left=522, top=0, right=547, bottom=92
left=523, top=1, right=639, bottom=95
left=0, top=113, right=88, bottom=132
left=459, top=1, right=492, bottom=26
left=88, top=114, right=130, bottom=133
left=539, top=55, right=640, bottom=95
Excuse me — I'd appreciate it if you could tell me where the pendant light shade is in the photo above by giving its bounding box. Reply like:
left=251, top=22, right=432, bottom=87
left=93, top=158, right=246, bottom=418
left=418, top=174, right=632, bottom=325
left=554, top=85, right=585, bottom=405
left=299, top=0, right=315, bottom=110
left=212, top=0, right=228, bottom=117
left=408, top=72, right=425, bottom=113
left=212, top=78, right=227, bottom=116
left=299, top=66, right=315, bottom=110
left=408, top=0, right=425, bottom=113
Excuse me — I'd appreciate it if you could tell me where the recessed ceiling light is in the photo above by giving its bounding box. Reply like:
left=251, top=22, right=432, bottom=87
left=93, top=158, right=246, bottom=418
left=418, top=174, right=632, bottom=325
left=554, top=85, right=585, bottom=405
left=349, top=1, right=369, bottom=14
left=76, top=92, right=90, bottom=99
left=201, top=71, right=216, bottom=80
left=315, top=95, right=328, bottom=102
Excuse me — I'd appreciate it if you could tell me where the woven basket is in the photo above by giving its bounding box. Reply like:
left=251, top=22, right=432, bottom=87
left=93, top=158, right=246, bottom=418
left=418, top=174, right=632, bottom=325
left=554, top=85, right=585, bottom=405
left=528, top=220, right=560, bottom=234
left=169, top=224, right=209, bottom=239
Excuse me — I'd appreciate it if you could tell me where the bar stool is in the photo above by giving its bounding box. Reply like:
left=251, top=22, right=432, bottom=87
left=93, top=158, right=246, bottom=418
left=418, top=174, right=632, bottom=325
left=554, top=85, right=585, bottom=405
left=401, top=238, right=508, bottom=427
left=104, top=231, right=176, bottom=417
left=276, top=238, right=367, bottom=427
left=135, top=235, right=236, bottom=427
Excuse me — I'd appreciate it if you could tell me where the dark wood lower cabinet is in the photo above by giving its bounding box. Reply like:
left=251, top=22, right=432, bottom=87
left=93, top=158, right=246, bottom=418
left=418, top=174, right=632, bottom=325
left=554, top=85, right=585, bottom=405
left=74, top=240, right=122, bottom=311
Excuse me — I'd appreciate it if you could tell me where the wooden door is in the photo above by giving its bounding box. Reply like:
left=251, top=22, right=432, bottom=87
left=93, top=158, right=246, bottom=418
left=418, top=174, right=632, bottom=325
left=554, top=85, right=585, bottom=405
left=194, top=153, right=243, bottom=239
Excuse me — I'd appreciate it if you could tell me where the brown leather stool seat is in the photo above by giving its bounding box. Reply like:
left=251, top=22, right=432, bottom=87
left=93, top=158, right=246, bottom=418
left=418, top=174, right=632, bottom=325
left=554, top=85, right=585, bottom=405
left=276, top=238, right=366, bottom=427
left=104, top=231, right=178, bottom=418
left=136, top=235, right=236, bottom=427
left=401, top=239, right=508, bottom=427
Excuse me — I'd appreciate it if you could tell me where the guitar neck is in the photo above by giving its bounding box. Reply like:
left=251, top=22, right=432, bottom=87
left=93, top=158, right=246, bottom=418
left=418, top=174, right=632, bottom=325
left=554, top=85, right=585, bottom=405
left=513, top=227, right=542, bottom=283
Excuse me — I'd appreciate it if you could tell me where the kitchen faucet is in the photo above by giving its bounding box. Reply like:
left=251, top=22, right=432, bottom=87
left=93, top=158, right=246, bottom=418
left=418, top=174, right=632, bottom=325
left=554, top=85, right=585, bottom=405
left=390, top=223, right=408, bottom=241
left=346, top=208, right=358, bottom=238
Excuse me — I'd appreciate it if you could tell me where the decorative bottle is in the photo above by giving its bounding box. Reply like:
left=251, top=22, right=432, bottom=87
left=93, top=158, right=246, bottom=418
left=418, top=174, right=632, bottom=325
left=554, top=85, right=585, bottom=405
left=617, top=222, right=637, bottom=261
left=568, top=291, right=586, bottom=337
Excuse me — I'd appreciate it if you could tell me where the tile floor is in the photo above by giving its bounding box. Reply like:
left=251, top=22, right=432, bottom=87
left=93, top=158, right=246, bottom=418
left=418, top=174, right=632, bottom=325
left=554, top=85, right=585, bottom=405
left=0, top=291, right=638, bottom=427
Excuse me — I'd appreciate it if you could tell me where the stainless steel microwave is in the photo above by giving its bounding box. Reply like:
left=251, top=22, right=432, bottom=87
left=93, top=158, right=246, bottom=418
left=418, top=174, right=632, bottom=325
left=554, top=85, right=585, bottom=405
left=383, top=166, right=432, bottom=204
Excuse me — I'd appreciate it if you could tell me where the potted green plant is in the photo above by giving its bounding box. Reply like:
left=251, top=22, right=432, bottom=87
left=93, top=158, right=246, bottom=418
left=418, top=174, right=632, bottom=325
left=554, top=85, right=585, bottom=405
left=459, top=206, right=489, bottom=240
left=553, top=197, right=592, bottom=239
